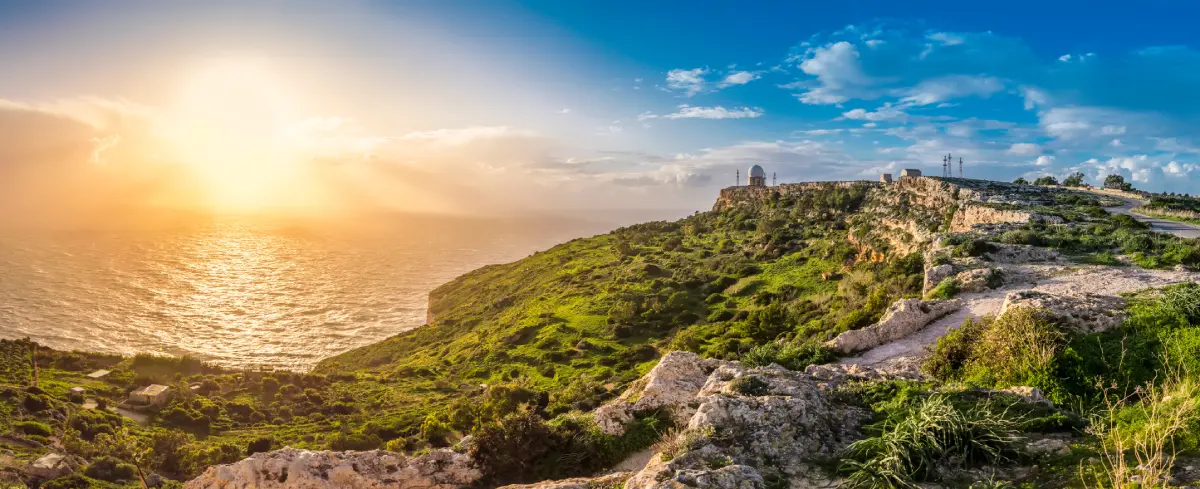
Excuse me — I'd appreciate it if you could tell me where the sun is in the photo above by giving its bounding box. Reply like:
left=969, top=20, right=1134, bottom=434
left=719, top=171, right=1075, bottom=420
left=167, top=57, right=309, bottom=212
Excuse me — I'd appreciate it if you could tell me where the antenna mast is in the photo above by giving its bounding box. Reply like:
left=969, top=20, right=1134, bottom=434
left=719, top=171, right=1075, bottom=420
left=736, top=169, right=739, bottom=186
left=959, top=157, right=963, bottom=178
left=772, top=172, right=776, bottom=186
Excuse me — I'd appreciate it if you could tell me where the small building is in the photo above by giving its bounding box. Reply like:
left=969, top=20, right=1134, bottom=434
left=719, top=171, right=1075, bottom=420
left=900, top=169, right=922, bottom=177
left=69, top=387, right=86, bottom=396
left=86, top=369, right=111, bottom=379
left=879, top=173, right=893, bottom=184
left=748, top=165, right=767, bottom=187
left=129, top=384, right=171, bottom=406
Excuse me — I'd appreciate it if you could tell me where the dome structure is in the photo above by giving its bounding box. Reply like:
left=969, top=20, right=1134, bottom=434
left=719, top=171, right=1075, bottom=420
left=747, top=165, right=767, bottom=187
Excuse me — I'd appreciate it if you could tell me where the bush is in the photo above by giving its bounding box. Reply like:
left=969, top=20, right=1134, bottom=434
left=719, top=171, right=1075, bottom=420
left=247, top=436, right=273, bottom=455
left=328, top=431, right=382, bottom=451
left=841, top=394, right=1022, bottom=487
left=925, top=278, right=960, bottom=300
left=84, top=456, right=137, bottom=482
left=964, top=308, right=1066, bottom=387
left=741, top=342, right=835, bottom=371
left=923, top=317, right=988, bottom=380
left=14, top=420, right=52, bottom=437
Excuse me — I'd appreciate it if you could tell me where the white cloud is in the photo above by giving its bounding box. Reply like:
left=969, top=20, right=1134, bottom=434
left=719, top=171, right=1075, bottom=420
left=841, top=103, right=905, bottom=121
left=557, top=108, right=570, bottom=114
left=863, top=122, right=877, bottom=128
left=1007, top=143, right=1041, bottom=156
left=865, top=39, right=885, bottom=48
left=1035, top=155, right=1055, bottom=166
left=800, top=129, right=843, bottom=135
left=1101, top=125, right=1126, bottom=135
left=1110, top=139, right=1122, bottom=147
left=663, top=105, right=764, bottom=120
left=636, top=111, right=657, bottom=121
left=795, top=41, right=870, bottom=105
left=665, top=68, right=709, bottom=96
left=926, top=32, right=965, bottom=46
left=900, top=75, right=1005, bottom=105
left=719, top=71, right=760, bottom=87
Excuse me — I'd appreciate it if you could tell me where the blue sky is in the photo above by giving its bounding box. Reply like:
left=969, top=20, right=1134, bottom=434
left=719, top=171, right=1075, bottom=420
left=0, top=1, right=1198, bottom=216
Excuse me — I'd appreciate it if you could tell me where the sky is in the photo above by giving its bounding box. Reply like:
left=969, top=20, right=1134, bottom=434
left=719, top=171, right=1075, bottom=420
left=1, top=0, right=1198, bottom=223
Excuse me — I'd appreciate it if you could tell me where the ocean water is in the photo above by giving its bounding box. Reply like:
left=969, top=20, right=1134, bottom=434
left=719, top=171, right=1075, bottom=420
left=0, top=214, right=615, bottom=370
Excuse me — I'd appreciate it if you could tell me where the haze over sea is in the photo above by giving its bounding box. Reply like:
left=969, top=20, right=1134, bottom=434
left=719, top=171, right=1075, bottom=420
left=0, top=212, right=668, bottom=370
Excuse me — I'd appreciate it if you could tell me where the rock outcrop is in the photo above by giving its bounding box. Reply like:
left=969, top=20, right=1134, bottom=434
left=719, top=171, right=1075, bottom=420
left=985, top=244, right=1061, bottom=264
left=29, top=453, right=81, bottom=480
left=594, top=351, right=730, bottom=435
left=824, top=298, right=962, bottom=354
left=956, top=267, right=1003, bottom=293
left=625, top=363, right=869, bottom=489
left=999, top=290, right=1127, bottom=333
left=183, top=448, right=481, bottom=489
left=949, top=204, right=1036, bottom=233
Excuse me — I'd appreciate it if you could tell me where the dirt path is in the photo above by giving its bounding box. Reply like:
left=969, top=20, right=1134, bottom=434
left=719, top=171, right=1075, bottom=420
left=840, top=264, right=1199, bottom=368
left=1093, top=192, right=1200, bottom=239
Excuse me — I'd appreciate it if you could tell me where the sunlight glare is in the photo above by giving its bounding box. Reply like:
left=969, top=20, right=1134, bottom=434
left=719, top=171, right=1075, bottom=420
left=169, top=57, right=308, bottom=212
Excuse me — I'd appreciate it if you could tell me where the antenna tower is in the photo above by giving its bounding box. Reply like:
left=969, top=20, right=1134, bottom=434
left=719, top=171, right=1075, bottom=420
left=959, top=157, right=963, bottom=178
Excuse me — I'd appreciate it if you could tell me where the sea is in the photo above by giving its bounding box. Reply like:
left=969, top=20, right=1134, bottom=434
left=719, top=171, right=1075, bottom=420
left=0, top=211, right=673, bottom=371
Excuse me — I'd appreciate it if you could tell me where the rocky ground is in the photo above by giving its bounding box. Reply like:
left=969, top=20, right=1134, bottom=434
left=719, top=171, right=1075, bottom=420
left=839, top=262, right=1198, bottom=374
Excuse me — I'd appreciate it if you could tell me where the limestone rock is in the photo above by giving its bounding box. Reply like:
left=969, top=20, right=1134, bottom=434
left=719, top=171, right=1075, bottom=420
left=950, top=205, right=1035, bottom=233
left=999, top=386, right=1050, bottom=406
left=824, top=298, right=962, bottom=354
left=985, top=244, right=1060, bottom=264
left=593, top=351, right=728, bottom=435
left=924, top=264, right=957, bottom=293
left=497, top=471, right=633, bottom=489
left=999, top=291, right=1127, bottom=333
left=183, top=448, right=481, bottom=489
left=627, top=363, right=867, bottom=489
left=955, top=267, right=1002, bottom=293
left=29, top=453, right=81, bottom=480
left=1024, top=437, right=1070, bottom=457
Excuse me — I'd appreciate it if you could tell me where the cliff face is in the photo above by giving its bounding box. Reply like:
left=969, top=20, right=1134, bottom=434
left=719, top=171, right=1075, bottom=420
left=712, top=181, right=878, bottom=211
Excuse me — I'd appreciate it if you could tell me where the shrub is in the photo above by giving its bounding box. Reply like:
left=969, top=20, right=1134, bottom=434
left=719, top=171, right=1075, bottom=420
left=328, top=431, right=382, bottom=451
left=923, top=317, right=988, bottom=380
left=14, top=420, right=52, bottom=437
left=925, top=277, right=960, bottom=300
left=841, top=394, right=1022, bottom=487
left=963, top=308, right=1066, bottom=387
left=741, top=342, right=835, bottom=371
left=1084, top=374, right=1200, bottom=488
left=84, top=456, right=137, bottom=482
left=247, top=436, right=273, bottom=455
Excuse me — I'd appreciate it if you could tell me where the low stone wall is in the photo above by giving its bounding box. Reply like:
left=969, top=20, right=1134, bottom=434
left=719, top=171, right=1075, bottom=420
left=824, top=298, right=963, bottom=354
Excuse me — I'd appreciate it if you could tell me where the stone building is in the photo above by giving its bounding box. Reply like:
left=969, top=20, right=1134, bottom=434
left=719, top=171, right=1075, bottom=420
left=900, top=169, right=922, bottom=177
left=129, top=384, right=171, bottom=406
left=880, top=173, right=893, bottom=184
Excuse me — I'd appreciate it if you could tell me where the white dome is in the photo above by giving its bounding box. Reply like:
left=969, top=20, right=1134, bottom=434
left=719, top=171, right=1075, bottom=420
left=749, top=165, right=766, bottom=178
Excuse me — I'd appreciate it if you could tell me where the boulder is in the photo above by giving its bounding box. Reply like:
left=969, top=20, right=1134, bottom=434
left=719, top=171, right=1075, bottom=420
left=923, top=264, right=956, bottom=293
left=183, top=448, right=481, bottom=489
left=999, top=291, right=1126, bottom=333
left=593, top=351, right=729, bottom=435
left=999, top=386, right=1051, bottom=406
left=626, top=363, right=868, bottom=489
left=824, top=298, right=963, bottom=354
left=29, top=453, right=81, bottom=480
left=956, top=267, right=1003, bottom=293
left=1024, top=437, right=1071, bottom=457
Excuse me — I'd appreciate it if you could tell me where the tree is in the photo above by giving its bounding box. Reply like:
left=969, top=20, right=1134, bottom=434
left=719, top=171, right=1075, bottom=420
left=1013, top=177, right=1029, bottom=185
left=1063, top=172, right=1086, bottom=187
left=1033, top=176, right=1059, bottom=186
left=1104, top=174, right=1133, bottom=191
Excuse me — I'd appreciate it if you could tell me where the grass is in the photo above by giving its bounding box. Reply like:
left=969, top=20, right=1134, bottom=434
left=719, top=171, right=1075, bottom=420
left=841, top=393, right=1023, bottom=488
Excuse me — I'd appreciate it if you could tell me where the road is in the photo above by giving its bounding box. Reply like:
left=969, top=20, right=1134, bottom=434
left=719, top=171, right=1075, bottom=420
left=1105, top=196, right=1200, bottom=239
